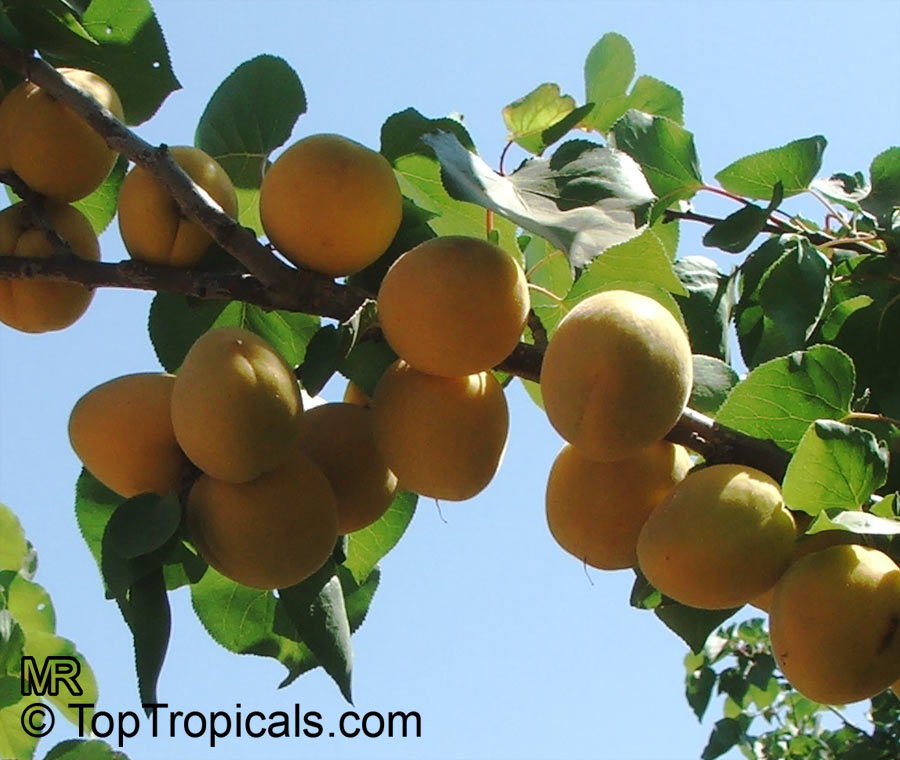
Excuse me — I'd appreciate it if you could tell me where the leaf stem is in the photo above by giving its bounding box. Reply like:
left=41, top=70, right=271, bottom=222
left=841, top=412, right=900, bottom=428
left=498, top=140, right=514, bottom=177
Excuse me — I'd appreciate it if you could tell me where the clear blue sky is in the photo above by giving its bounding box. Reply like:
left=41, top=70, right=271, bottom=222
left=1, top=1, right=898, bottom=758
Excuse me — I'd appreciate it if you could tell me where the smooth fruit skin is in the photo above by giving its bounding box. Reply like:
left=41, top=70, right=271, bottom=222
left=0, top=81, right=29, bottom=171
left=68, top=373, right=185, bottom=498
left=6, top=68, right=124, bottom=201
left=540, top=290, right=692, bottom=463
left=546, top=442, right=691, bottom=570
left=636, top=464, right=797, bottom=609
left=0, top=203, right=99, bottom=332
left=118, top=146, right=238, bottom=267
left=259, top=134, right=402, bottom=276
left=186, top=449, right=338, bottom=590
left=296, top=403, right=398, bottom=534
left=372, top=361, right=509, bottom=501
left=377, top=236, right=530, bottom=377
left=770, top=545, right=900, bottom=705
left=171, top=327, right=302, bottom=483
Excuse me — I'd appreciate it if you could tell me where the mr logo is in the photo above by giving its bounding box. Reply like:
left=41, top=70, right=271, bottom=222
left=20, top=656, right=83, bottom=697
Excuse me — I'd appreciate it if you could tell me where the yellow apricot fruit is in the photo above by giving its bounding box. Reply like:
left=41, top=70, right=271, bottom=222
left=0, top=80, right=29, bottom=171
left=171, top=327, right=302, bottom=483
left=770, top=545, right=900, bottom=704
left=343, top=380, right=371, bottom=407
left=372, top=361, right=508, bottom=501
left=540, top=290, right=692, bottom=463
left=750, top=529, right=861, bottom=612
left=259, top=133, right=402, bottom=276
left=6, top=68, right=123, bottom=201
left=68, top=373, right=186, bottom=498
left=117, top=146, right=238, bottom=267
left=636, top=464, right=797, bottom=609
left=0, top=203, right=99, bottom=333
left=377, top=236, right=530, bottom=377
left=546, top=441, right=691, bottom=570
left=296, top=403, right=398, bottom=534
left=186, top=449, right=338, bottom=590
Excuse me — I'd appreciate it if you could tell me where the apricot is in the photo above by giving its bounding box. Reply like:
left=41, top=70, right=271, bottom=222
left=540, top=290, right=692, bottom=462
left=0, top=202, right=99, bottom=333
left=296, top=403, right=398, bottom=534
left=377, top=236, right=530, bottom=377
left=117, top=146, right=238, bottom=267
left=636, top=464, right=797, bottom=609
left=171, top=327, right=302, bottom=483
left=0, top=80, right=29, bottom=171
left=68, top=373, right=186, bottom=498
left=259, top=133, right=402, bottom=276
left=770, top=545, right=900, bottom=704
left=4, top=68, right=123, bottom=201
left=372, top=361, right=508, bottom=501
left=546, top=441, right=691, bottom=570
left=187, top=449, right=338, bottom=589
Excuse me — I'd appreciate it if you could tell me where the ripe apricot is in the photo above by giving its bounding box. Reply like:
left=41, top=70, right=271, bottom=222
left=540, top=290, right=692, bottom=462
left=4, top=68, right=123, bottom=201
left=377, top=236, right=530, bottom=377
left=259, top=133, right=402, bottom=276
left=0, top=80, right=29, bottom=171
left=117, top=146, right=238, bottom=267
left=296, top=403, right=398, bottom=534
left=171, top=327, right=302, bottom=483
left=546, top=442, right=691, bottom=570
left=372, top=361, right=508, bottom=501
left=68, top=374, right=186, bottom=498
left=770, top=545, right=900, bottom=704
left=0, top=203, right=99, bottom=333
left=636, top=464, right=796, bottom=609
left=187, top=449, right=338, bottom=590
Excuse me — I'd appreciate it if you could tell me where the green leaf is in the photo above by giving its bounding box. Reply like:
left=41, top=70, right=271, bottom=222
left=686, top=665, right=717, bottom=721
left=625, top=75, right=683, bottom=125
left=673, top=256, right=734, bottom=360
left=502, top=83, right=576, bottom=155
left=4, top=0, right=98, bottom=59
left=610, top=110, right=702, bottom=216
left=0, top=677, right=20, bottom=709
left=0, top=613, right=25, bottom=674
left=582, top=32, right=635, bottom=132
left=148, top=294, right=319, bottom=372
left=104, top=493, right=181, bottom=559
left=716, top=345, right=856, bottom=452
left=820, top=294, right=874, bottom=341
left=715, top=136, right=827, bottom=200
left=344, top=491, right=417, bottom=585
left=871, top=492, right=899, bottom=519
left=0, top=505, right=27, bottom=573
left=565, top=279, right=688, bottom=334
left=278, top=566, right=353, bottom=703
left=338, top=340, right=397, bottom=398
left=0, top=698, right=39, bottom=760
left=540, top=104, right=595, bottom=151
left=811, top=171, right=869, bottom=214
left=782, top=421, right=889, bottom=515
left=43, top=739, right=131, bottom=760
left=690, top=356, right=739, bottom=416
left=655, top=602, right=739, bottom=654
left=702, top=717, right=749, bottom=760
left=702, top=204, right=770, bottom=254
left=629, top=569, right=661, bottom=610
left=420, top=131, right=654, bottom=268
left=22, top=630, right=98, bottom=728
left=46, top=0, right=181, bottom=125
left=522, top=236, right=573, bottom=336
left=300, top=325, right=353, bottom=396
left=5, top=576, right=55, bottom=635
left=195, top=55, right=306, bottom=235
left=861, top=147, right=900, bottom=221
left=807, top=508, right=900, bottom=536
left=117, top=569, right=169, bottom=707
left=72, top=154, right=127, bottom=235
left=75, top=469, right=121, bottom=575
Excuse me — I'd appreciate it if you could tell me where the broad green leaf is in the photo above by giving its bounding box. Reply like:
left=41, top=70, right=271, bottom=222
left=871, top=493, right=899, bottom=519
left=565, top=279, right=688, bottom=334
left=820, top=294, right=874, bottom=341
left=782, top=421, right=889, bottom=514
left=715, top=136, right=827, bottom=200
left=582, top=33, right=635, bottom=132
left=104, top=493, right=181, bottom=559
left=278, top=567, right=353, bottom=703
left=702, top=204, right=770, bottom=254
left=502, top=83, right=576, bottom=155
left=702, top=717, right=749, bottom=760
left=117, top=569, right=169, bottom=706
left=716, top=345, right=856, bottom=452
left=807, top=508, right=900, bottom=536
left=43, top=739, right=131, bottom=760
left=690, top=356, right=739, bottom=416
left=299, top=300, right=376, bottom=395
left=420, top=131, right=654, bottom=268
left=673, top=256, right=734, bottom=360
left=718, top=667, right=750, bottom=707
left=0, top=698, right=39, bottom=760
left=195, top=55, right=306, bottom=235
left=0, top=677, right=19, bottom=709
left=523, top=236, right=573, bottom=336
left=46, top=0, right=181, bottom=124
left=5, top=576, right=55, bottom=635
left=72, top=154, right=127, bottom=234
left=22, top=630, right=98, bottom=728
left=540, top=104, right=595, bottom=151
left=656, top=601, right=739, bottom=654
left=0, top=505, right=27, bottom=572
left=811, top=171, right=869, bottom=214
left=686, top=665, right=717, bottom=721
left=610, top=110, right=702, bottom=216
left=75, top=469, right=121, bottom=574
left=4, top=0, right=98, bottom=59
left=861, top=146, right=900, bottom=220
left=0, top=613, right=25, bottom=674
left=629, top=569, right=661, bottom=610
left=625, top=75, right=683, bottom=124
left=338, top=340, right=398, bottom=398
left=148, top=294, right=319, bottom=372
left=345, top=491, right=417, bottom=585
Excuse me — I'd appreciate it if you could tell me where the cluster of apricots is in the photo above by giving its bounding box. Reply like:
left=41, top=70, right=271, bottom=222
left=1, top=63, right=898, bottom=708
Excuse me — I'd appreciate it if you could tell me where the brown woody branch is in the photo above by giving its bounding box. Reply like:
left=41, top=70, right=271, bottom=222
left=0, top=40, right=792, bottom=482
